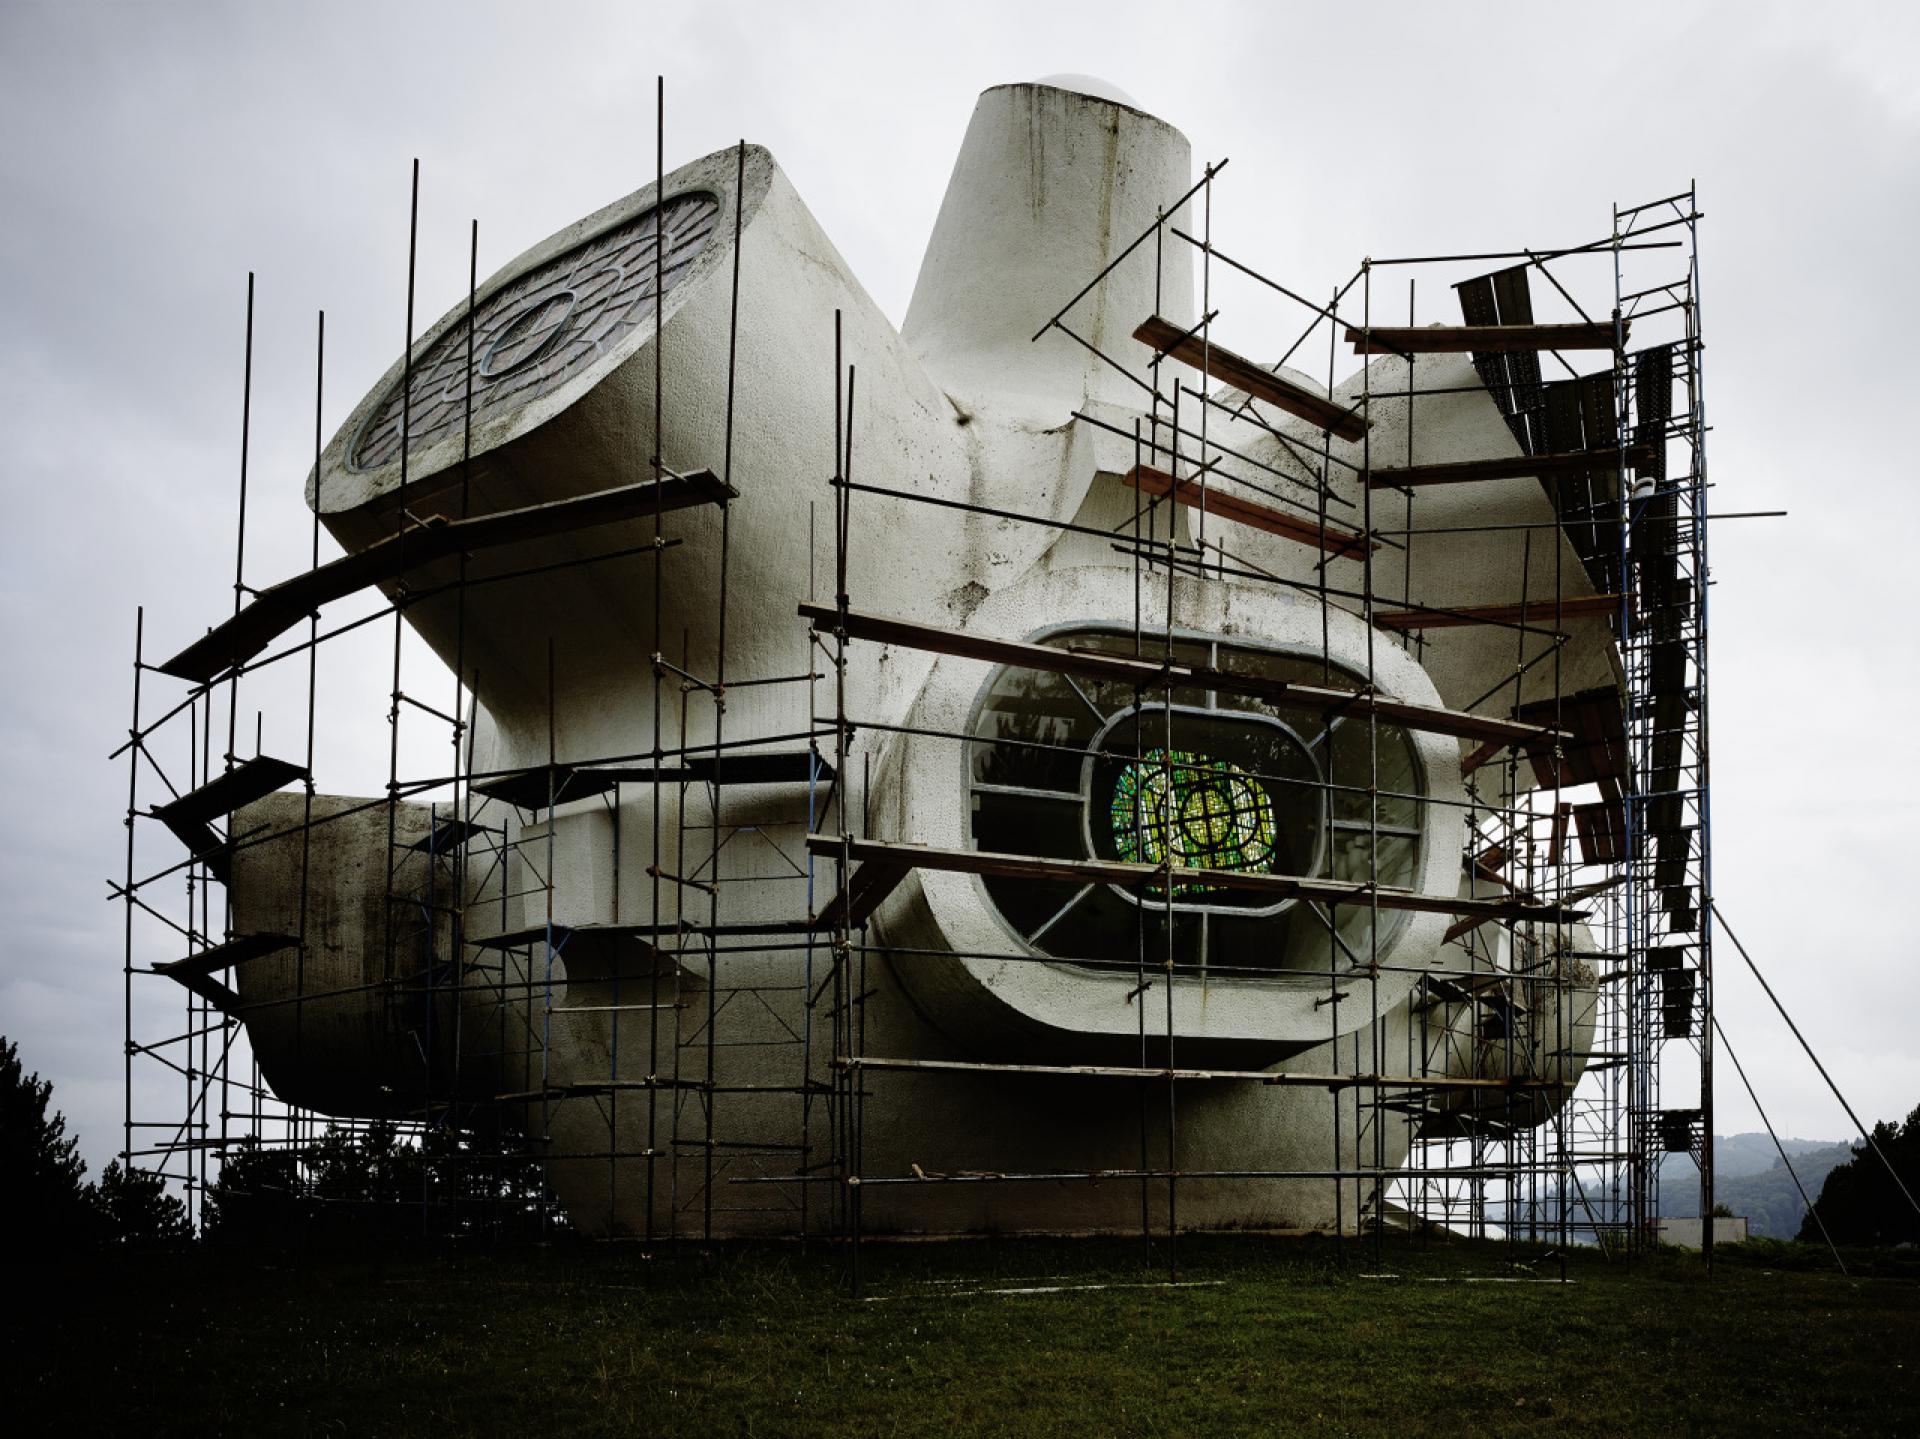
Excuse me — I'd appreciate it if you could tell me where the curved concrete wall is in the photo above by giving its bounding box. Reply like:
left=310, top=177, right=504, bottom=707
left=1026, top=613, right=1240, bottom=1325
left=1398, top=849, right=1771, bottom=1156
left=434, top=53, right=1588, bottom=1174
left=869, top=561, right=1466, bottom=1057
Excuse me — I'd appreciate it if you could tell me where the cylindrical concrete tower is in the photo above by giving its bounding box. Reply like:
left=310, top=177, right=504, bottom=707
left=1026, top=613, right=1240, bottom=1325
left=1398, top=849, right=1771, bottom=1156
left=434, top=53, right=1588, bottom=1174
left=904, top=79, right=1195, bottom=416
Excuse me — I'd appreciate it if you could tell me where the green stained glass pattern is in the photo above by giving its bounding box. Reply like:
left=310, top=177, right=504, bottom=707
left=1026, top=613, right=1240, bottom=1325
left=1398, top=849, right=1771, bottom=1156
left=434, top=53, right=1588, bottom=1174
left=1110, top=749, right=1278, bottom=894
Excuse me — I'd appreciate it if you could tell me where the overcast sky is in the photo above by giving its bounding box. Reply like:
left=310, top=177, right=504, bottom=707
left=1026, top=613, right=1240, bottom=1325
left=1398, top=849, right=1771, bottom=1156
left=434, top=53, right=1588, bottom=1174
left=2, top=0, right=1916, bottom=1176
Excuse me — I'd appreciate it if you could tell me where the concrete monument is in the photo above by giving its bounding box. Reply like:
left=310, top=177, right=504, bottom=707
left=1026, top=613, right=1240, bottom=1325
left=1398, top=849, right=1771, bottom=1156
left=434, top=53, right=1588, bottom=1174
left=225, top=78, right=1602, bottom=1237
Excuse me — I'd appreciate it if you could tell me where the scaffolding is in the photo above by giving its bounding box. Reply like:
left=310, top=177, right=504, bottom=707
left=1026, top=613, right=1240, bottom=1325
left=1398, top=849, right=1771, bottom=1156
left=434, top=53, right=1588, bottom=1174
left=113, top=92, right=1715, bottom=1282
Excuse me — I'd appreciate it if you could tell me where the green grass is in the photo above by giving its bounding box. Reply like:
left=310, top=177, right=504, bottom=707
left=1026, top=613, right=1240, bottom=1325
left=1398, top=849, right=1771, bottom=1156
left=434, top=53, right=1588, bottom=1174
left=7, top=1235, right=1916, bottom=1436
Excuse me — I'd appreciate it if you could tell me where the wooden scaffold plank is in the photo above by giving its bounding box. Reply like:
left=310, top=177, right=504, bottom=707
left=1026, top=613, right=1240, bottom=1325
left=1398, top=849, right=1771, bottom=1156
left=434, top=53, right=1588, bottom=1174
left=1119, top=465, right=1372, bottom=557
left=159, top=469, right=736, bottom=683
left=1346, top=321, right=1624, bottom=355
left=150, top=754, right=308, bottom=880
left=798, top=602, right=1564, bottom=748
left=470, top=748, right=833, bottom=811
left=1366, top=444, right=1656, bottom=490
left=151, top=967, right=242, bottom=1015
left=1373, top=594, right=1621, bottom=632
left=838, top=1053, right=1558, bottom=1091
left=803, top=834, right=1588, bottom=930
left=154, top=931, right=297, bottom=984
left=1134, top=316, right=1370, bottom=442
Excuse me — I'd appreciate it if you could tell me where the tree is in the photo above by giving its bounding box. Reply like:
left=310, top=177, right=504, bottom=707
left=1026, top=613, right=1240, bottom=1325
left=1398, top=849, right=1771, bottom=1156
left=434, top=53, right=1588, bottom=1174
left=308, top=1120, right=429, bottom=1240
left=203, top=1123, right=432, bottom=1246
left=89, top=1159, right=192, bottom=1246
left=1799, top=1105, right=1920, bottom=1247
left=201, top=1137, right=303, bottom=1245
left=0, top=1034, right=92, bottom=1241
left=200, top=1120, right=563, bottom=1246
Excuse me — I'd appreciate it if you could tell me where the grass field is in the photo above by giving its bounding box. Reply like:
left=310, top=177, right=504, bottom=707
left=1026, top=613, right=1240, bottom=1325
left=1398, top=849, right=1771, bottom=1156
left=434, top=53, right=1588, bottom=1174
left=8, top=1234, right=1917, bottom=1436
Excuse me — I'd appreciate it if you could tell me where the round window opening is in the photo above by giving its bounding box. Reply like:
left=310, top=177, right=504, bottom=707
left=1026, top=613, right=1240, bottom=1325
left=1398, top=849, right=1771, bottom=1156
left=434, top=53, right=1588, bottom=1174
left=968, top=629, right=1426, bottom=977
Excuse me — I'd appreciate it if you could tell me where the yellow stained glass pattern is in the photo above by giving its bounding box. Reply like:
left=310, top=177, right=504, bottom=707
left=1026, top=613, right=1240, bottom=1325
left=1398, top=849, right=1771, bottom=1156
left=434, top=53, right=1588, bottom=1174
left=1111, top=748, right=1278, bottom=893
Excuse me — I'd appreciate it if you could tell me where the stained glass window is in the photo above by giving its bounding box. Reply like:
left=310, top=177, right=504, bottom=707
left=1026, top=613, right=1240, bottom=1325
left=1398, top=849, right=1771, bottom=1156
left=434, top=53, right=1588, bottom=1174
left=1109, top=749, right=1278, bottom=894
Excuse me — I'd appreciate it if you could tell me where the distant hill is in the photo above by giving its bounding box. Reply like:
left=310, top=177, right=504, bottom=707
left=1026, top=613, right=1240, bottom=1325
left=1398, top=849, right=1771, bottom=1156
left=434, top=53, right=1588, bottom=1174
left=1660, top=1133, right=1855, bottom=1239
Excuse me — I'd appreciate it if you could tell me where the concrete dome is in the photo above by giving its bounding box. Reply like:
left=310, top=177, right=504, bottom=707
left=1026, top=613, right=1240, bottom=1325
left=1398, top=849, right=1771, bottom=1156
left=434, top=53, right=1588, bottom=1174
left=1033, top=72, right=1138, bottom=107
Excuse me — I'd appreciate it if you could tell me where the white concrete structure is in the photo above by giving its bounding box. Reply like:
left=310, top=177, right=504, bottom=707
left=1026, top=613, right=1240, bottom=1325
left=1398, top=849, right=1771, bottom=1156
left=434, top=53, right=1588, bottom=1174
left=228, top=78, right=1607, bottom=1238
